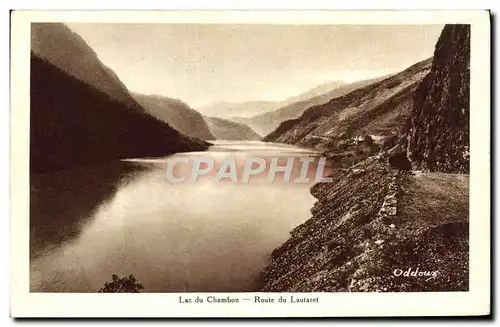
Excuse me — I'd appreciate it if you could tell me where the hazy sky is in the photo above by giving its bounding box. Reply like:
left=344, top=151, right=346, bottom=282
left=67, top=23, right=444, bottom=108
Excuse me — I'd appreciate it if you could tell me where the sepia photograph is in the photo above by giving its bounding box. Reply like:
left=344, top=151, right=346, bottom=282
left=10, top=10, right=490, bottom=317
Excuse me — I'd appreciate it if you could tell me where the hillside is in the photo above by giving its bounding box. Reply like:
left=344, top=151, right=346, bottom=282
left=31, top=23, right=143, bottom=112
left=263, top=59, right=432, bottom=149
left=30, top=54, right=208, bottom=174
left=403, top=25, right=470, bottom=173
left=285, top=81, right=346, bottom=103
left=236, top=77, right=384, bottom=136
left=204, top=116, right=261, bottom=141
left=259, top=160, right=468, bottom=292
left=197, top=101, right=278, bottom=119
left=259, top=25, right=470, bottom=292
left=132, top=93, right=215, bottom=140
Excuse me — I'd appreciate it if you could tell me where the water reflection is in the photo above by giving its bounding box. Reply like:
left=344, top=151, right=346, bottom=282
left=30, top=162, right=145, bottom=259
left=30, top=141, right=331, bottom=292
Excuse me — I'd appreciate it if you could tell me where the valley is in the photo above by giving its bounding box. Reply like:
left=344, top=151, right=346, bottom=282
left=28, top=22, right=470, bottom=293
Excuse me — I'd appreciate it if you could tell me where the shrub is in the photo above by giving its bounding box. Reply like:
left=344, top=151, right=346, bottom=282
left=98, top=274, right=144, bottom=293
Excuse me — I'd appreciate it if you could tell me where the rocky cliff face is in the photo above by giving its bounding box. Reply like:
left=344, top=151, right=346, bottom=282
left=404, top=25, right=470, bottom=174
left=235, top=77, right=383, bottom=136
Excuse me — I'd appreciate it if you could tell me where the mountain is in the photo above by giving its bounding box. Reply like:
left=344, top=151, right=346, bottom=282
left=279, top=80, right=346, bottom=104
left=235, top=77, right=385, bottom=136
left=31, top=23, right=144, bottom=112
left=204, top=117, right=261, bottom=141
left=197, top=101, right=278, bottom=119
left=403, top=25, right=470, bottom=174
left=30, top=24, right=208, bottom=173
left=258, top=24, right=470, bottom=292
left=196, top=81, right=348, bottom=119
left=263, top=58, right=432, bottom=149
left=132, top=93, right=215, bottom=140
left=31, top=54, right=208, bottom=173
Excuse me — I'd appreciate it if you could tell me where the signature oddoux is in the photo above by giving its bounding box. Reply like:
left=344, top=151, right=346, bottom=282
left=393, top=268, right=439, bottom=281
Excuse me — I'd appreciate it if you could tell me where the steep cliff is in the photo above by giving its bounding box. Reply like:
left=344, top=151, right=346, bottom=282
left=404, top=25, right=470, bottom=174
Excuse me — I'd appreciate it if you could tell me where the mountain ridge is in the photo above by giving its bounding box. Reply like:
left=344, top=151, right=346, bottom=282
left=236, top=77, right=387, bottom=136
left=258, top=24, right=470, bottom=293
left=132, top=93, right=215, bottom=140
left=263, top=58, right=432, bottom=149
left=403, top=24, right=470, bottom=174
left=204, top=116, right=261, bottom=141
left=31, top=23, right=144, bottom=113
left=197, top=80, right=347, bottom=119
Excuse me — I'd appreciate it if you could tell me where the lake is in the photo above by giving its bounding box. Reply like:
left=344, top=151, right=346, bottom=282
left=30, top=141, right=332, bottom=292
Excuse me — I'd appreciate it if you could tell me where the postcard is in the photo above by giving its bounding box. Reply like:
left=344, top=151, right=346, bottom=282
left=10, top=10, right=490, bottom=317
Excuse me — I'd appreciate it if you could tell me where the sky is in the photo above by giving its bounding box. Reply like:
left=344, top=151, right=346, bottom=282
left=67, top=23, right=444, bottom=108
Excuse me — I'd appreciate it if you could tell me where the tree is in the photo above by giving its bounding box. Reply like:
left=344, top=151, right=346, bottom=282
left=98, top=274, right=144, bottom=293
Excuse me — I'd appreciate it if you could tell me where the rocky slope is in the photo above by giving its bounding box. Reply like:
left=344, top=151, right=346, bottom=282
left=204, top=116, right=261, bottom=141
left=133, top=93, right=215, bottom=140
left=264, top=59, right=432, bottom=149
left=259, top=24, right=470, bottom=292
left=259, top=159, right=469, bottom=292
left=30, top=54, right=207, bottom=174
left=403, top=25, right=470, bottom=173
left=236, top=77, right=383, bottom=136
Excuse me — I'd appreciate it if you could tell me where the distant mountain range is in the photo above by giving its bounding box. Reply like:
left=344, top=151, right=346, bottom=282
left=196, top=80, right=347, bottom=119
left=30, top=23, right=208, bottom=173
left=233, top=77, right=386, bottom=136
left=31, top=23, right=144, bottom=113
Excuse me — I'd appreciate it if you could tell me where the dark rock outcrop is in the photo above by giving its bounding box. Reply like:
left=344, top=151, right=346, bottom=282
left=404, top=25, right=470, bottom=173
left=388, top=152, right=412, bottom=171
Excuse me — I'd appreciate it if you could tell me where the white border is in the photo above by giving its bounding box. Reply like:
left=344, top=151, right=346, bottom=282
left=10, top=10, right=491, bottom=318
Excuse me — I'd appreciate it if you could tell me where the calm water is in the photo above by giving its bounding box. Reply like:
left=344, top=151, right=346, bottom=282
left=30, top=141, right=331, bottom=292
